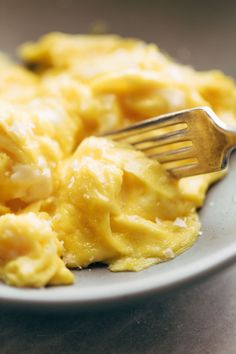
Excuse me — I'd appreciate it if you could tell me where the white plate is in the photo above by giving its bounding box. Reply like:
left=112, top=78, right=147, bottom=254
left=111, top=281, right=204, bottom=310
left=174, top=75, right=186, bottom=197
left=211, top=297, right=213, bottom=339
left=1, top=155, right=236, bottom=310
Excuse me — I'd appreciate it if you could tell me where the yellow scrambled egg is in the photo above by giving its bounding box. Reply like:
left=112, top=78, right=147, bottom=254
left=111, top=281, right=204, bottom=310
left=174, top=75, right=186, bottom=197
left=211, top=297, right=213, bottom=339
left=0, top=33, right=235, bottom=287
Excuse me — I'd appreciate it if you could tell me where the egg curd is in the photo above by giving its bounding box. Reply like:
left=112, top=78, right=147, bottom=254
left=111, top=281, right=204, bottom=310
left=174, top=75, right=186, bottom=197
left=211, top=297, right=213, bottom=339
left=0, top=33, right=235, bottom=287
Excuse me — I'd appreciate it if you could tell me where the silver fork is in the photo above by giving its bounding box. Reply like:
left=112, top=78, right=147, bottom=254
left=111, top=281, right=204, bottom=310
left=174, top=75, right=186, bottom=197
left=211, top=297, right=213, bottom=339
left=103, top=107, right=236, bottom=178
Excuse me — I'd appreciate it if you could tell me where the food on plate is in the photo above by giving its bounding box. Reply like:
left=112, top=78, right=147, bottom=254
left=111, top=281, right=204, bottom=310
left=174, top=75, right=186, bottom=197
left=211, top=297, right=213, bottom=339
left=0, top=33, right=235, bottom=287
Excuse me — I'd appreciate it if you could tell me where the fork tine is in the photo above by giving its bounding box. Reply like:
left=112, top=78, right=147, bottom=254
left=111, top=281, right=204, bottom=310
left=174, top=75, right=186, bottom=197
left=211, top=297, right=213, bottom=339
left=148, top=146, right=195, bottom=164
left=168, top=163, right=207, bottom=178
left=103, top=110, right=188, bottom=140
left=133, top=128, right=189, bottom=149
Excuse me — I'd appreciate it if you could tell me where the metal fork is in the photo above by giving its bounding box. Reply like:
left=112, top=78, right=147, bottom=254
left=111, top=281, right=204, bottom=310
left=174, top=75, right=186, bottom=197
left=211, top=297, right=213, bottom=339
left=103, top=107, right=236, bottom=178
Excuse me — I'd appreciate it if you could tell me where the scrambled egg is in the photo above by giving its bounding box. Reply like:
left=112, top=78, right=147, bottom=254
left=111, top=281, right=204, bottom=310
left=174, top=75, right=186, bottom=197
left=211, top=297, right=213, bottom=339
left=0, top=33, right=235, bottom=287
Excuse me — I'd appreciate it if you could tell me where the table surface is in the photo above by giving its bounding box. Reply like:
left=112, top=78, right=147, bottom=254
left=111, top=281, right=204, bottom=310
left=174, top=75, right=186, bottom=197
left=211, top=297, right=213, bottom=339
left=0, top=264, right=236, bottom=354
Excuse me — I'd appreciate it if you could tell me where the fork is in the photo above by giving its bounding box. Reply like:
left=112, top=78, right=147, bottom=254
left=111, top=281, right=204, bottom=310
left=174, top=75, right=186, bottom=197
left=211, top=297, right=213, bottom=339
left=103, top=106, right=236, bottom=178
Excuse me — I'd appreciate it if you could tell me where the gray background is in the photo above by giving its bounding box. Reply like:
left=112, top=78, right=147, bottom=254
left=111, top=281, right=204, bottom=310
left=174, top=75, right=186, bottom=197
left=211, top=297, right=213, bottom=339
left=1, top=0, right=236, bottom=352
left=0, top=0, right=236, bottom=77
left=1, top=267, right=236, bottom=354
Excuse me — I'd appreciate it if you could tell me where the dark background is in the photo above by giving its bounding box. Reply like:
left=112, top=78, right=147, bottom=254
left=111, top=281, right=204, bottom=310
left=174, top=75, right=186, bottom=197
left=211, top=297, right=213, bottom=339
left=1, top=0, right=236, bottom=353
left=0, top=0, right=236, bottom=77
left=1, top=267, right=236, bottom=354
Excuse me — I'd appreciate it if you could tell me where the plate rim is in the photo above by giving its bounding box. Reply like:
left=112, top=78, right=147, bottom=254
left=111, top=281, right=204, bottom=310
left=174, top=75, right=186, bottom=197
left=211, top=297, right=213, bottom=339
left=0, top=240, right=236, bottom=309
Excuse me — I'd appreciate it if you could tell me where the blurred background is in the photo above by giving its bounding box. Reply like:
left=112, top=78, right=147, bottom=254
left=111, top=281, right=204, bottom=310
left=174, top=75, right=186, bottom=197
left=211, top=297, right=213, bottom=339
left=0, top=0, right=236, bottom=76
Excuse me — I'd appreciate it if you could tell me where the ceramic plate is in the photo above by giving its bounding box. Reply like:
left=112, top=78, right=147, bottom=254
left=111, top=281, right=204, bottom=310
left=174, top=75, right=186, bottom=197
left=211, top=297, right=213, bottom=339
left=1, top=155, right=236, bottom=310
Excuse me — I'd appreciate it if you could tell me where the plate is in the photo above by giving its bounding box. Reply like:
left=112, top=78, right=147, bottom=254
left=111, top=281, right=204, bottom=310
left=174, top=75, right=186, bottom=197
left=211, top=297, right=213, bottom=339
left=1, top=155, right=236, bottom=310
